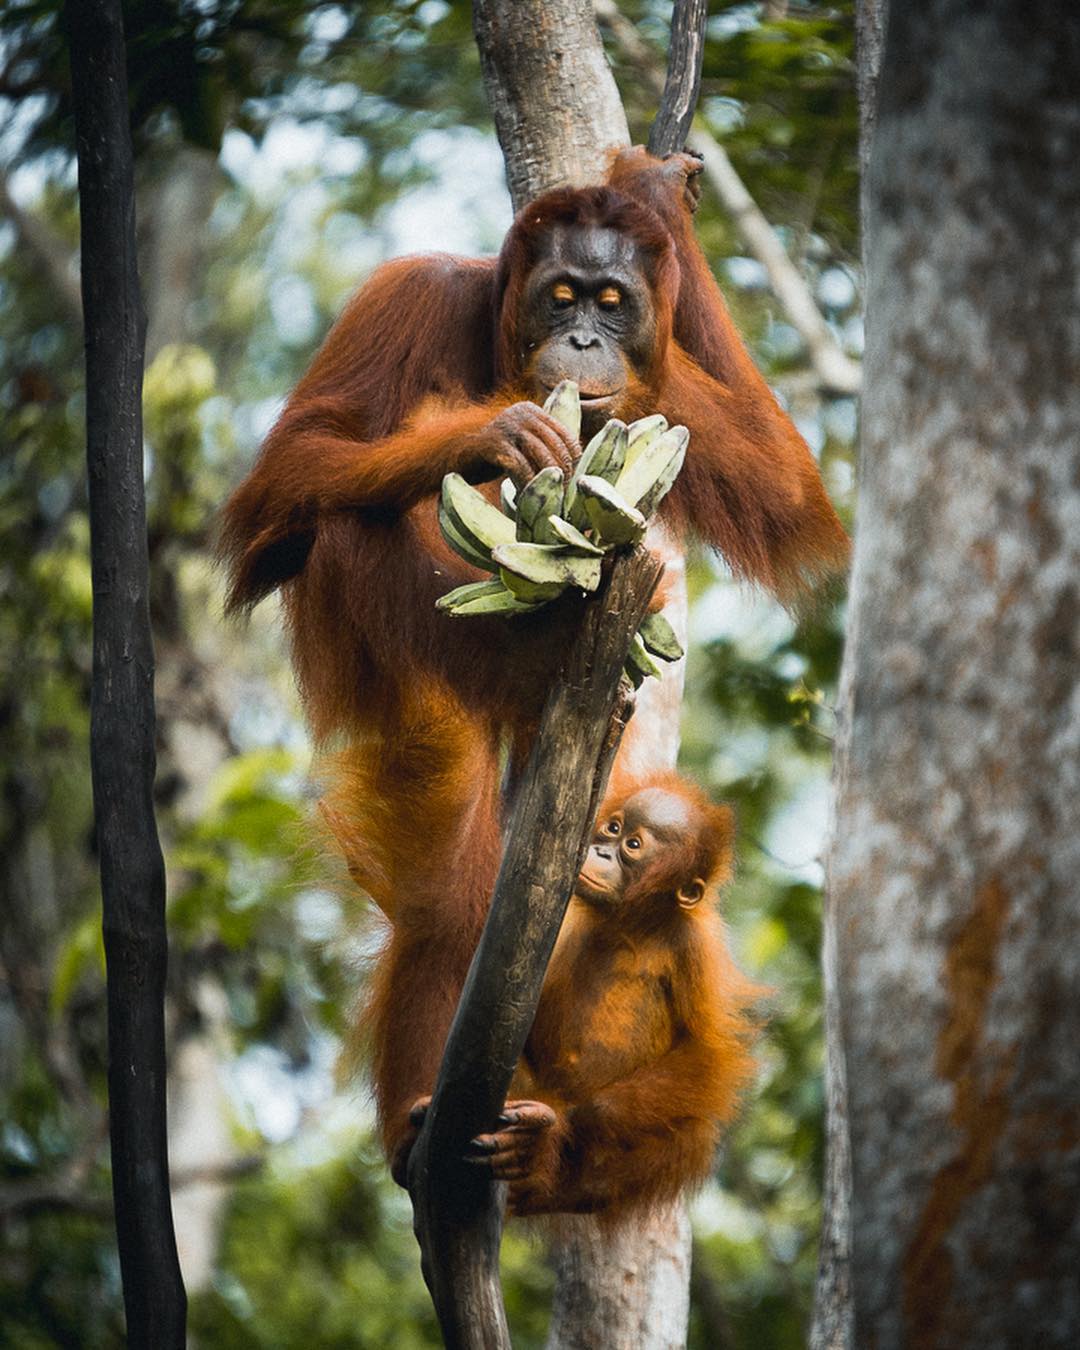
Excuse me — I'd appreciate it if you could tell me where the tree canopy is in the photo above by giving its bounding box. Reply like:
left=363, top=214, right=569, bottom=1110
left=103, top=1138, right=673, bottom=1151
left=0, top=4, right=858, bottom=1346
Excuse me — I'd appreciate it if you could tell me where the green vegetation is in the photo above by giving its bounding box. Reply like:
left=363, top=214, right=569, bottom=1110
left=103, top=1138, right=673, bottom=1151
left=0, top=3, right=857, bottom=1345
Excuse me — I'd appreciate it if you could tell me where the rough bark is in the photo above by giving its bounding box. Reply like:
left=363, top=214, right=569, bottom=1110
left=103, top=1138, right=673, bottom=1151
left=809, top=844, right=852, bottom=1350
left=828, top=3, right=1080, bottom=1346
left=547, top=1206, right=692, bottom=1350
left=811, top=6, right=889, bottom=1342
left=408, top=546, right=664, bottom=1349
left=67, top=1, right=186, bottom=1345
left=645, top=0, right=707, bottom=159
left=473, top=0, right=629, bottom=210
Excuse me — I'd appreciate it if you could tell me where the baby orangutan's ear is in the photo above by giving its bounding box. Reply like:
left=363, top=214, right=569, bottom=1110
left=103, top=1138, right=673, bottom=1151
left=676, top=879, right=706, bottom=910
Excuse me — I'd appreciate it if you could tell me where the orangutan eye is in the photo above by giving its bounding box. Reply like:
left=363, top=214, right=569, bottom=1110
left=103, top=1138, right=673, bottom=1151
left=605, top=819, right=621, bottom=836
left=597, top=286, right=622, bottom=309
left=552, top=283, right=575, bottom=307
left=625, top=835, right=642, bottom=850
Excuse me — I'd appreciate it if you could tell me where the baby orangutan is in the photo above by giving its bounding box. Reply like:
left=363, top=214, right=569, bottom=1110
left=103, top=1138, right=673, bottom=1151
left=401, top=773, right=763, bottom=1223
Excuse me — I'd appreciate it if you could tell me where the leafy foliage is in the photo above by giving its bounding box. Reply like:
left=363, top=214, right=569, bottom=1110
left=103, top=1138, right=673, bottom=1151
left=0, top=3, right=856, bottom=1346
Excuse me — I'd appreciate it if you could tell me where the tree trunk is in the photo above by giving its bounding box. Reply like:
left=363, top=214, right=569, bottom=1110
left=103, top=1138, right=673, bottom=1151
left=827, top=4, right=1080, bottom=1346
left=546, top=1205, right=692, bottom=1350
left=472, top=4, right=698, bottom=1344
left=809, top=818, right=852, bottom=1350
left=140, top=144, right=222, bottom=361
left=68, top=0, right=186, bottom=1344
left=473, top=0, right=628, bottom=210
left=810, top=6, right=889, bottom=1342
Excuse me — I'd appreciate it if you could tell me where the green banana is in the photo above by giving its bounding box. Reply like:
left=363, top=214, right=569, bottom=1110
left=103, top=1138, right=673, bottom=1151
left=515, top=465, right=566, bottom=544
left=542, top=380, right=582, bottom=441
left=638, top=611, right=684, bottom=662
left=614, top=425, right=688, bottom=512
left=441, top=472, right=517, bottom=555
left=499, top=568, right=568, bottom=604
left=636, top=432, right=688, bottom=518
left=576, top=475, right=646, bottom=547
left=436, top=407, right=687, bottom=625
left=625, top=631, right=663, bottom=686
left=565, top=419, right=628, bottom=527
left=493, top=541, right=602, bottom=596
left=581, top=417, right=629, bottom=482
left=438, top=505, right=496, bottom=570
left=623, top=414, right=668, bottom=475
left=436, top=578, right=542, bottom=617
left=547, top=515, right=605, bottom=555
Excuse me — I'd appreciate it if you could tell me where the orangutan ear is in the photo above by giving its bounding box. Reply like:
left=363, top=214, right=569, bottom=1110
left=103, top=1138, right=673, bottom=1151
left=676, top=879, right=706, bottom=910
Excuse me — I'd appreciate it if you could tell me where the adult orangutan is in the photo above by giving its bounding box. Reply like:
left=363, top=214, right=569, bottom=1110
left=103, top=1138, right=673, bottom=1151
left=221, top=148, right=846, bottom=1165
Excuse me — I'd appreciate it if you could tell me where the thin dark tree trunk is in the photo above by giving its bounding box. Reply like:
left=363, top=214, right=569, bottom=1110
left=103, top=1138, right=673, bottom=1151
left=811, top=7, right=889, bottom=1342
left=854, top=0, right=888, bottom=230
left=68, top=2, right=186, bottom=1345
left=646, top=0, right=706, bottom=158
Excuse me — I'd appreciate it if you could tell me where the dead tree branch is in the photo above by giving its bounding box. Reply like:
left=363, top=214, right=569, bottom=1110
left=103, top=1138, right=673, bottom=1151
left=647, top=0, right=708, bottom=157
left=466, top=5, right=706, bottom=1347
left=408, top=546, right=663, bottom=1350
left=595, top=0, right=861, bottom=396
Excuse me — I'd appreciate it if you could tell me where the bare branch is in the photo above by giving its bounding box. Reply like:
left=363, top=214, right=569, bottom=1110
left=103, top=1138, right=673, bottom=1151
left=855, top=0, right=888, bottom=228
left=647, top=0, right=708, bottom=158
left=0, top=1183, right=114, bottom=1222
left=0, top=1154, right=265, bottom=1222
left=595, top=0, right=861, bottom=396
left=0, top=172, right=83, bottom=328
left=408, top=546, right=663, bottom=1349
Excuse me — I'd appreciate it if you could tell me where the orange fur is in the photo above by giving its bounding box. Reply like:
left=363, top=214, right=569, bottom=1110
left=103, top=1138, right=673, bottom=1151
left=505, top=775, right=764, bottom=1222
left=219, top=152, right=839, bottom=1167
left=317, top=683, right=504, bottom=1152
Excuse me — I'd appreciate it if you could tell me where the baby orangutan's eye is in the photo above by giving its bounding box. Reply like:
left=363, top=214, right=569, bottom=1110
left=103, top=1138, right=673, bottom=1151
left=626, top=836, right=642, bottom=851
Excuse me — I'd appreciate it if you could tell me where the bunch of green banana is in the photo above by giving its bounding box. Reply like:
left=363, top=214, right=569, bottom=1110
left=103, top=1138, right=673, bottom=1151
left=435, top=381, right=686, bottom=683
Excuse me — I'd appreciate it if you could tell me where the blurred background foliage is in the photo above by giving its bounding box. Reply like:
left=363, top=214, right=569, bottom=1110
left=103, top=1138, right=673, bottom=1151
left=0, top=1, right=857, bottom=1345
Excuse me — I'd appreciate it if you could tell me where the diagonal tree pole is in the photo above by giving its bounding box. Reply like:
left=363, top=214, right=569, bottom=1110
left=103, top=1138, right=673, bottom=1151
left=68, top=2, right=186, bottom=1345
left=408, top=546, right=663, bottom=1348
